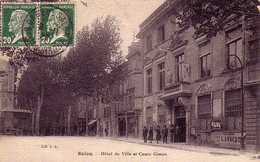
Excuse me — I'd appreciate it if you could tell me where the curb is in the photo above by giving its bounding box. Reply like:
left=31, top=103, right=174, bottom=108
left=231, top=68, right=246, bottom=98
left=105, top=137, right=240, bottom=156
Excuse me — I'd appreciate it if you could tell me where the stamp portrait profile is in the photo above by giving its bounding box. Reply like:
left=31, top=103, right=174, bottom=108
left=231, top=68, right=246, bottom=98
left=40, top=4, right=75, bottom=47
left=2, top=4, right=36, bottom=46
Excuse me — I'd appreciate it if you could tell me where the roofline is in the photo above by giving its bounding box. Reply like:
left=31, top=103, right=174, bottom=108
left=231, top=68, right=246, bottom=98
left=137, top=0, right=178, bottom=38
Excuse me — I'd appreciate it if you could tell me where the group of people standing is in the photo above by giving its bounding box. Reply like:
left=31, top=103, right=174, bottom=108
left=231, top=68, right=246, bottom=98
left=143, top=124, right=177, bottom=144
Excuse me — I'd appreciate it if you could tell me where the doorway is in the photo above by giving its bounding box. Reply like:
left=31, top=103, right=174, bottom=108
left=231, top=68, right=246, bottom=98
left=174, top=107, right=186, bottom=143
left=118, top=118, right=126, bottom=136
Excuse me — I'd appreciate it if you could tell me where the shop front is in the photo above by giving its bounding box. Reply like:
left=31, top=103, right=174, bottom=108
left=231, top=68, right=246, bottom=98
left=117, top=110, right=140, bottom=137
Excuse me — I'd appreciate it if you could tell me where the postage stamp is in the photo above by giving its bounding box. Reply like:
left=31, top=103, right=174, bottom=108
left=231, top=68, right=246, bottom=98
left=1, top=4, right=36, bottom=46
left=40, top=4, right=75, bottom=47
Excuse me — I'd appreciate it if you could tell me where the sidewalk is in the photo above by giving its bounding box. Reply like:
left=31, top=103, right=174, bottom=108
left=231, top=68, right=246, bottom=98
left=103, top=136, right=260, bottom=159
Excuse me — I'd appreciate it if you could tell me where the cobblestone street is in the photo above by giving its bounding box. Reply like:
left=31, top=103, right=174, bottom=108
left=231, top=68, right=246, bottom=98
left=0, top=136, right=259, bottom=162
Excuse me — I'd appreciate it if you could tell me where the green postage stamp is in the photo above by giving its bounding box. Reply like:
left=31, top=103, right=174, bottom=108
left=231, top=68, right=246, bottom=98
left=40, top=4, right=75, bottom=47
left=1, top=2, right=75, bottom=47
left=2, top=4, right=36, bottom=46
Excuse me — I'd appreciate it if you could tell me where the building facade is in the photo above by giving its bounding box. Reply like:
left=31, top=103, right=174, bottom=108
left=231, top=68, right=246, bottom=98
left=94, top=42, right=144, bottom=138
left=137, top=1, right=260, bottom=150
left=0, top=56, right=32, bottom=135
left=124, top=42, right=143, bottom=138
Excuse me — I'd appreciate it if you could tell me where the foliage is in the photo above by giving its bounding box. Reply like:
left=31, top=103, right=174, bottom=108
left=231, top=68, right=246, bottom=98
left=16, top=15, right=124, bottom=134
left=173, top=0, right=260, bottom=37
left=63, top=16, right=124, bottom=97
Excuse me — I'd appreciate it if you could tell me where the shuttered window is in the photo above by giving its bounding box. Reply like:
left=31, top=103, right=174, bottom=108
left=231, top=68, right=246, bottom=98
left=198, top=95, right=211, bottom=130
left=225, top=89, right=241, bottom=131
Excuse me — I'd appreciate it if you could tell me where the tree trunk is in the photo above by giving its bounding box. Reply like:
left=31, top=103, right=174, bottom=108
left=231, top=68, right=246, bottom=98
left=35, top=86, right=44, bottom=136
left=67, top=106, right=71, bottom=136
left=85, top=96, right=89, bottom=136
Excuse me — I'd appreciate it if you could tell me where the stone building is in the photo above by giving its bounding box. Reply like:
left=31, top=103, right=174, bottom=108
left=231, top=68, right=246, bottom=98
left=0, top=56, right=32, bottom=135
left=122, top=42, right=143, bottom=138
left=95, top=42, right=143, bottom=138
left=137, top=0, right=260, bottom=150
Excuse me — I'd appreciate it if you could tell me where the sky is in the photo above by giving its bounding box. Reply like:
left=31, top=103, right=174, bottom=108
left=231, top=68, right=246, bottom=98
left=75, top=0, right=165, bottom=56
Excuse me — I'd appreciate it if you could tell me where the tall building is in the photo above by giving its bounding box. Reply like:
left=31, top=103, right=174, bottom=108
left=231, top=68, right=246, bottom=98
left=96, top=42, right=143, bottom=138
left=123, top=41, right=143, bottom=138
left=137, top=0, right=260, bottom=150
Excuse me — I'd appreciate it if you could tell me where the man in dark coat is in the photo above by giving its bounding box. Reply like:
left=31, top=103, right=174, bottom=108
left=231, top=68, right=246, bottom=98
left=148, top=126, right=153, bottom=143
left=143, top=126, right=148, bottom=143
left=169, top=124, right=175, bottom=143
left=155, top=125, right=161, bottom=144
left=162, top=125, right=168, bottom=144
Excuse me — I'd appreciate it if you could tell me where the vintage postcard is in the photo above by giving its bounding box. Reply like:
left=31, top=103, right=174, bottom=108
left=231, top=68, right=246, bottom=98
left=0, top=0, right=260, bottom=162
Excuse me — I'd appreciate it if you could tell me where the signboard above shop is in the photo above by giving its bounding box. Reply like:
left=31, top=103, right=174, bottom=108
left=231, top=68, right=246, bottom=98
left=211, top=120, right=222, bottom=131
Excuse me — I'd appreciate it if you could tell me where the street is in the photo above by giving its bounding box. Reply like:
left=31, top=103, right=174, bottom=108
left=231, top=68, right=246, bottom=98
left=0, top=136, right=258, bottom=162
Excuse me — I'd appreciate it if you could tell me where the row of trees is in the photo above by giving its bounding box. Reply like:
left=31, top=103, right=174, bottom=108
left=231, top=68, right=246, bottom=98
left=14, top=16, right=124, bottom=135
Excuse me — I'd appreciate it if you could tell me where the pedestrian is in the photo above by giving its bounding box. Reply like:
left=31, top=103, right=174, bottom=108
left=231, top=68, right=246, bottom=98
left=148, top=126, right=153, bottom=143
left=169, top=124, right=174, bottom=143
left=175, top=125, right=180, bottom=142
left=105, top=128, right=108, bottom=136
left=143, top=126, right=148, bottom=143
left=162, top=125, right=168, bottom=144
left=155, top=125, right=161, bottom=144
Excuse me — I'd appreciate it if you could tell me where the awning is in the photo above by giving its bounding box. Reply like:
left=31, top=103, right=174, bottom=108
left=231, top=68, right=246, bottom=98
left=88, top=120, right=97, bottom=126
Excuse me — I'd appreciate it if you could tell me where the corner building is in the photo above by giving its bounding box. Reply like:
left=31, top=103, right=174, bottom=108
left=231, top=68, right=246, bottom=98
left=137, top=0, right=260, bottom=150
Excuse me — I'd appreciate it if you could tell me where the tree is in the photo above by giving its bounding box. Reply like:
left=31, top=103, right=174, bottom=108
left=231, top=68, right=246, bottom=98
left=172, top=0, right=260, bottom=37
left=17, top=58, right=73, bottom=135
left=17, top=15, right=124, bottom=135
left=63, top=16, right=124, bottom=97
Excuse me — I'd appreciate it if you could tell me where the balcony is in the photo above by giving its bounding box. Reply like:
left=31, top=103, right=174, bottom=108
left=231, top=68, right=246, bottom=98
left=161, top=63, right=192, bottom=101
left=161, top=81, right=192, bottom=101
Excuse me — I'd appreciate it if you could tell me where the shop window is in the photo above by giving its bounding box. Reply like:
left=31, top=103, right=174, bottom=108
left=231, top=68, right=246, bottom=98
left=158, top=62, right=165, bottom=91
left=146, top=68, right=152, bottom=94
left=224, top=89, right=241, bottom=131
left=198, top=95, right=211, bottom=130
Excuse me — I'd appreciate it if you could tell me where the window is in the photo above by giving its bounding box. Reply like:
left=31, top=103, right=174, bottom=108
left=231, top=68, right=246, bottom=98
left=158, top=25, right=165, bottom=43
left=226, top=27, right=243, bottom=69
left=198, top=95, right=211, bottom=130
left=146, top=107, right=153, bottom=126
left=200, top=54, right=211, bottom=78
left=104, top=107, right=111, bottom=118
left=128, top=89, right=134, bottom=110
left=146, top=34, right=152, bottom=51
left=146, top=68, right=152, bottom=94
left=227, top=38, right=243, bottom=68
left=158, top=105, right=166, bottom=126
left=158, top=62, right=165, bottom=91
left=176, top=54, right=184, bottom=82
left=225, top=89, right=241, bottom=131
